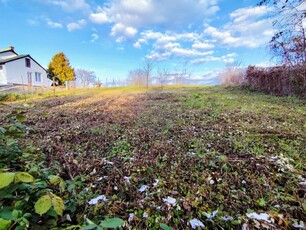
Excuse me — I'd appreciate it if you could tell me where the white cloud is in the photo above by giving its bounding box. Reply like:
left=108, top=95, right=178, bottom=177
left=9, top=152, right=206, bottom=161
left=47, top=0, right=90, bottom=13
left=230, top=6, right=270, bottom=23
left=192, top=42, right=215, bottom=49
left=101, top=0, right=219, bottom=40
left=47, top=19, right=63, bottom=28
left=171, top=47, right=213, bottom=57
left=67, top=19, right=86, bottom=31
left=132, top=5, right=272, bottom=65
left=111, top=23, right=138, bottom=42
left=204, top=6, right=273, bottom=48
left=204, top=26, right=239, bottom=45
left=135, top=30, right=215, bottom=61
left=90, top=33, right=99, bottom=42
left=89, top=7, right=108, bottom=24
left=191, top=53, right=237, bottom=64
left=89, top=13, right=108, bottom=24
left=133, top=41, right=141, bottom=48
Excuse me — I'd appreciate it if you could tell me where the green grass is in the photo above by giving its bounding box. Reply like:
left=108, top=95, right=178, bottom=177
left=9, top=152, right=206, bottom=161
left=1, top=85, right=305, bottom=229
left=0, top=86, right=153, bottom=102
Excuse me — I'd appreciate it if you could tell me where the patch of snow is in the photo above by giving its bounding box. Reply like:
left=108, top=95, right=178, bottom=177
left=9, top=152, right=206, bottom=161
left=90, top=168, right=96, bottom=175
left=96, top=176, right=108, bottom=182
left=221, top=215, right=233, bottom=221
left=143, top=212, right=148, bottom=218
left=242, top=180, right=247, bottom=184
left=128, top=213, right=134, bottom=223
left=292, top=220, right=305, bottom=228
left=187, top=152, right=196, bottom=156
left=190, top=219, right=205, bottom=229
left=102, top=158, right=114, bottom=165
left=270, top=156, right=278, bottom=161
left=204, top=210, right=218, bottom=219
left=66, top=214, right=72, bottom=222
left=270, top=154, right=296, bottom=172
left=88, top=195, right=108, bottom=205
left=163, top=196, right=176, bottom=205
left=246, top=212, right=271, bottom=223
left=153, top=179, right=159, bottom=187
left=207, top=176, right=214, bottom=184
left=241, top=223, right=249, bottom=230
left=138, top=185, right=148, bottom=193
left=124, top=176, right=131, bottom=183
left=299, top=177, right=306, bottom=186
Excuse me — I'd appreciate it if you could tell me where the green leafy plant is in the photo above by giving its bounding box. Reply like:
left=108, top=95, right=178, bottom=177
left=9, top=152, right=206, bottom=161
left=0, top=106, right=66, bottom=229
left=80, top=218, right=124, bottom=230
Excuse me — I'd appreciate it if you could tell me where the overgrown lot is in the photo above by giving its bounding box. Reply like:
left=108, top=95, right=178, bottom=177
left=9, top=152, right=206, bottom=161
left=1, top=86, right=305, bottom=229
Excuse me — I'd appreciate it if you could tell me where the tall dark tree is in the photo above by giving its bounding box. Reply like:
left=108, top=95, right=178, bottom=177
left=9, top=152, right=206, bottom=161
left=47, top=52, right=75, bottom=86
left=259, top=0, right=306, bottom=66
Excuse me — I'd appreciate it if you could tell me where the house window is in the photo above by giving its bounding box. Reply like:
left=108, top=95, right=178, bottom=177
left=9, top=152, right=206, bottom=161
left=35, top=72, right=42, bottom=82
left=25, top=58, right=31, bottom=68
left=0, top=65, right=3, bottom=70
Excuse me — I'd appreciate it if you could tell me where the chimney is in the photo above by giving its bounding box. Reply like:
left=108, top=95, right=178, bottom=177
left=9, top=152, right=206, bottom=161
left=8, top=46, right=14, bottom=51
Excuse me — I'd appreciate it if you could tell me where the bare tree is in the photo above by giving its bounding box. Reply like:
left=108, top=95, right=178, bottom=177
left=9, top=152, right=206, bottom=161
left=75, top=69, right=97, bottom=88
left=173, top=66, right=192, bottom=85
left=219, top=61, right=246, bottom=86
left=142, top=59, right=156, bottom=88
left=259, top=0, right=306, bottom=66
left=127, top=68, right=147, bottom=86
left=156, top=67, right=170, bottom=86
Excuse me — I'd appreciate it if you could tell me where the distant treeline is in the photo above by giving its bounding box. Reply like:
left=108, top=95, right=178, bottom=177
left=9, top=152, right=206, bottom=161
left=245, top=65, right=306, bottom=98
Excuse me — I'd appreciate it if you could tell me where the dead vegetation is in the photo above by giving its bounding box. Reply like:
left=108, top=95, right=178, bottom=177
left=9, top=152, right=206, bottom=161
left=2, top=86, right=305, bottom=229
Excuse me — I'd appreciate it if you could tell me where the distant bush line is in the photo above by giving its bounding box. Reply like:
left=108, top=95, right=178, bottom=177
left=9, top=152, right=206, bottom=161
left=245, top=65, right=306, bottom=98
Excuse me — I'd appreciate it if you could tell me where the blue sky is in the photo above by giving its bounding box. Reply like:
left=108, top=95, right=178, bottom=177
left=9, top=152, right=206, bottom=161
left=0, top=0, right=274, bottom=85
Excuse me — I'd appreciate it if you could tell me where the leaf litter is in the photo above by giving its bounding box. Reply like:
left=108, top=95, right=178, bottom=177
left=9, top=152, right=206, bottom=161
left=6, top=86, right=305, bottom=229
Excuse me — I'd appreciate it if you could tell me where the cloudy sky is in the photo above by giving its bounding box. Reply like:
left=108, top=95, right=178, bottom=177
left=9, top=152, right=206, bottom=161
left=0, top=0, right=274, bottom=85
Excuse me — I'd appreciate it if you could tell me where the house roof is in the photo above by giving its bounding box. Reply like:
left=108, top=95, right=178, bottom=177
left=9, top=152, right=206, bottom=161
left=0, top=48, right=18, bottom=56
left=0, top=54, right=47, bottom=72
left=0, top=54, right=28, bottom=63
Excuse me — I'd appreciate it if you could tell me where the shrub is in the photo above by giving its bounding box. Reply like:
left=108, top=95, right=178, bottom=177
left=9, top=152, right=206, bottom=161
left=219, top=65, right=246, bottom=86
left=0, top=105, right=123, bottom=229
left=245, top=64, right=306, bottom=98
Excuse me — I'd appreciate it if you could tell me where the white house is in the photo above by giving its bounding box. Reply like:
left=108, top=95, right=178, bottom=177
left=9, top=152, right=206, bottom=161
left=0, top=46, right=50, bottom=87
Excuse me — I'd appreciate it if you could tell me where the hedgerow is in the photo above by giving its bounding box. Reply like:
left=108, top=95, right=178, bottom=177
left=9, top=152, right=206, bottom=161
left=245, top=65, right=306, bottom=98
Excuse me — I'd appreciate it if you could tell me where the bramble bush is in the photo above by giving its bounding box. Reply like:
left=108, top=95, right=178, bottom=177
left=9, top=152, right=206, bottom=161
left=245, top=65, right=306, bottom=98
left=0, top=105, right=123, bottom=230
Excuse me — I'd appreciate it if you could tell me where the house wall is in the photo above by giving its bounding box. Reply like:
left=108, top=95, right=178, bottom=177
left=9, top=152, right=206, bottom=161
left=0, top=64, right=7, bottom=85
left=5, top=57, right=49, bottom=87
left=0, top=51, right=17, bottom=60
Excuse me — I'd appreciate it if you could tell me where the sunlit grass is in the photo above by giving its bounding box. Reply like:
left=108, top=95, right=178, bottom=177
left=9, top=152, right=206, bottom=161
left=1, top=85, right=213, bottom=103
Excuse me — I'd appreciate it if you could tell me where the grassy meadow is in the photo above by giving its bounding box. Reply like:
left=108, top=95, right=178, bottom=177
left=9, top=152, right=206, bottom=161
left=0, top=86, right=305, bottom=229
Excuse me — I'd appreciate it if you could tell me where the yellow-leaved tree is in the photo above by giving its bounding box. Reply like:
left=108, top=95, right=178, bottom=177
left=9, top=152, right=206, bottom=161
left=47, top=52, right=75, bottom=86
